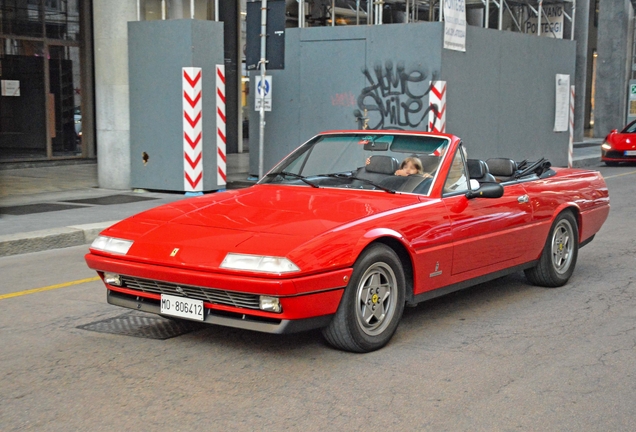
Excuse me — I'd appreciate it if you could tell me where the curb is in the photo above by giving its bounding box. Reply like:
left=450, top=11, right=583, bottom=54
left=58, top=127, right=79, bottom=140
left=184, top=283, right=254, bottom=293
left=0, top=221, right=117, bottom=258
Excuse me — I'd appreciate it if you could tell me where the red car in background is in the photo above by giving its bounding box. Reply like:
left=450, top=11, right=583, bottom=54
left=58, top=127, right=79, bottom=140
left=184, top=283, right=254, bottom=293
left=85, top=131, right=610, bottom=352
left=601, top=120, right=636, bottom=166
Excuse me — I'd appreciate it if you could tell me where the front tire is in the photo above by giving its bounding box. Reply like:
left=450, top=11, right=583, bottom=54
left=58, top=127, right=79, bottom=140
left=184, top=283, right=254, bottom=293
left=604, top=161, right=620, bottom=167
left=525, top=211, right=579, bottom=287
left=322, top=244, right=406, bottom=353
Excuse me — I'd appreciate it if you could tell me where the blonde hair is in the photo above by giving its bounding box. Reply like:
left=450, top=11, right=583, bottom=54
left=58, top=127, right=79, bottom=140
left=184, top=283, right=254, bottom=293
left=400, top=157, right=424, bottom=174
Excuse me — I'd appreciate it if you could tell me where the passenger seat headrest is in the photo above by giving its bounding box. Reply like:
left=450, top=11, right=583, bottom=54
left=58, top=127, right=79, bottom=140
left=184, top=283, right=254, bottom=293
left=486, top=158, right=516, bottom=176
left=366, top=155, right=399, bottom=174
left=467, top=159, right=488, bottom=179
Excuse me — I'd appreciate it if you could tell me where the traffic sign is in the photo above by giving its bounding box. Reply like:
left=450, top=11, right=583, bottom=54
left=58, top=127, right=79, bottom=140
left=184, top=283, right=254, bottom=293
left=255, top=75, right=272, bottom=111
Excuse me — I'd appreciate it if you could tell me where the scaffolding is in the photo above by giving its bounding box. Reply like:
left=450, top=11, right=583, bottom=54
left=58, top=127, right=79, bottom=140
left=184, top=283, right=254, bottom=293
left=294, top=0, right=576, bottom=40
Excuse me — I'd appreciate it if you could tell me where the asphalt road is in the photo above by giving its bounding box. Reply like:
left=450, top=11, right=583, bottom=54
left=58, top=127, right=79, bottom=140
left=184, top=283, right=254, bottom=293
left=1, top=166, right=635, bottom=431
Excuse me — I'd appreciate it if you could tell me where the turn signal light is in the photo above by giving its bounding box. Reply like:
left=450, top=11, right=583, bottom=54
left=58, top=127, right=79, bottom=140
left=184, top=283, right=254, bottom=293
left=104, top=273, right=122, bottom=287
left=259, top=296, right=282, bottom=313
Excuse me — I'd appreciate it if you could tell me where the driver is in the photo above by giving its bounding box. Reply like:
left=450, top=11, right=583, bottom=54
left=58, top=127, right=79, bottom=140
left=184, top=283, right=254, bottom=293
left=394, top=156, right=428, bottom=177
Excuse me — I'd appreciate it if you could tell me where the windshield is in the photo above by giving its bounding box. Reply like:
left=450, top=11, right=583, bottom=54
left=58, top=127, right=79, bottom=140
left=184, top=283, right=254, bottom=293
left=622, top=120, right=636, bottom=133
left=259, top=133, right=451, bottom=196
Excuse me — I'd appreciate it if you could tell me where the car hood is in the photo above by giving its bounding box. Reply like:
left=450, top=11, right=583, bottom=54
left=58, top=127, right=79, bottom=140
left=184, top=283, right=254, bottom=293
left=99, top=185, right=420, bottom=272
left=608, top=132, right=636, bottom=150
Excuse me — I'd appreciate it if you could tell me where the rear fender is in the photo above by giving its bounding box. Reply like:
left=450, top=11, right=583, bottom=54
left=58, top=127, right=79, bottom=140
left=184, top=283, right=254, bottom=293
left=551, top=203, right=581, bottom=240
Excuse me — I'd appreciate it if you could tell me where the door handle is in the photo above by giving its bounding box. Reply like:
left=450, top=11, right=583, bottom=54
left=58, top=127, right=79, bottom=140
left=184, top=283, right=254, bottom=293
left=518, top=195, right=529, bottom=204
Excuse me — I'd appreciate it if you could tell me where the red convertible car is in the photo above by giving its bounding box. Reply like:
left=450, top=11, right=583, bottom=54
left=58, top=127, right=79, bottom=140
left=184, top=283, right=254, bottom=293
left=601, top=120, right=636, bottom=166
left=85, top=131, right=610, bottom=352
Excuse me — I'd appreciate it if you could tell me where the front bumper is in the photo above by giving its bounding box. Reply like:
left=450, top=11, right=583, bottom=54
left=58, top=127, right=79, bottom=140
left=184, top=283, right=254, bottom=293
left=86, top=252, right=350, bottom=334
left=601, top=149, right=636, bottom=162
left=107, top=289, right=335, bottom=334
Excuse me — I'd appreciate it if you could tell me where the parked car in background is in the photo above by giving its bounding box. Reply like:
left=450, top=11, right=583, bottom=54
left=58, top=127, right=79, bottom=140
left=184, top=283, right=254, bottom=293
left=601, top=120, right=636, bottom=166
left=85, top=131, right=610, bottom=353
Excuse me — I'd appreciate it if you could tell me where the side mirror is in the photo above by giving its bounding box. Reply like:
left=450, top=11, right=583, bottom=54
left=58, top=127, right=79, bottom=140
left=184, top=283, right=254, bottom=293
left=465, top=183, right=504, bottom=199
left=610, top=129, right=618, bottom=134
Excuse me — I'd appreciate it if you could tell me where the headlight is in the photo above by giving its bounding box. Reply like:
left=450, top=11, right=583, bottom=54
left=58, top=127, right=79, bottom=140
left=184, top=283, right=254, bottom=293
left=91, top=236, right=134, bottom=255
left=601, top=142, right=612, bottom=150
left=220, top=253, right=300, bottom=274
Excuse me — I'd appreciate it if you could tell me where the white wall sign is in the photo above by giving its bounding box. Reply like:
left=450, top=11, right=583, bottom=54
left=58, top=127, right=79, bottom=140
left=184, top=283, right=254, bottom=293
left=443, top=0, right=466, bottom=52
left=525, top=5, right=564, bottom=39
left=255, top=75, right=272, bottom=111
left=554, top=74, right=570, bottom=132
left=1, top=80, right=20, bottom=97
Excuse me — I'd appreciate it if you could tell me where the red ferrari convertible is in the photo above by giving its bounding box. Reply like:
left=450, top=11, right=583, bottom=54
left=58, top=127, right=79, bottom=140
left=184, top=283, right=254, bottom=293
left=601, top=120, right=636, bottom=166
left=86, top=131, right=610, bottom=352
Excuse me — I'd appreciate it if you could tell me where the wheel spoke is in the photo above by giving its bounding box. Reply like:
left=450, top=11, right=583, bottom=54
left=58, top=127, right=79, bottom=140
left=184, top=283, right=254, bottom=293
left=359, top=285, right=372, bottom=304
left=362, top=304, right=375, bottom=324
left=371, top=272, right=383, bottom=286
left=372, top=303, right=386, bottom=321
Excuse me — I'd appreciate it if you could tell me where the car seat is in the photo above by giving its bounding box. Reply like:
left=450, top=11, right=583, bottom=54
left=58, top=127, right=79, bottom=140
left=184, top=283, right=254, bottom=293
left=486, top=158, right=517, bottom=182
left=467, top=159, right=497, bottom=183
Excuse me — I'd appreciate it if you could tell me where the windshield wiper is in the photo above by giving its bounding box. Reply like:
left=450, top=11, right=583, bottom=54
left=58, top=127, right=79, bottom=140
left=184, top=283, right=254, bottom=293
left=321, top=173, right=395, bottom=194
left=272, top=171, right=319, bottom=188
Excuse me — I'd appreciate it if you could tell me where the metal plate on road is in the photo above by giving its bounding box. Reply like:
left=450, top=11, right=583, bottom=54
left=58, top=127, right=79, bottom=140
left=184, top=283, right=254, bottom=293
left=160, top=294, right=204, bottom=321
left=78, top=311, right=203, bottom=339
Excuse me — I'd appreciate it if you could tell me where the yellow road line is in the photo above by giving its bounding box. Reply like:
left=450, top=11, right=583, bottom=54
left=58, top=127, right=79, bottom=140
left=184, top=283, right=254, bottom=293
left=0, top=276, right=100, bottom=300
left=604, top=170, right=636, bottom=179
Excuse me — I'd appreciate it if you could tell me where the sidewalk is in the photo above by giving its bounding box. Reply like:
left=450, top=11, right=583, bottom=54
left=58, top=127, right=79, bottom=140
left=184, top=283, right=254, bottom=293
left=0, top=143, right=602, bottom=257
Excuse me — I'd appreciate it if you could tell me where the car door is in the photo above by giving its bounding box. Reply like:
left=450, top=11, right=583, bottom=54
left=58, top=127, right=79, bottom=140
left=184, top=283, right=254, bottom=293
left=442, top=147, right=534, bottom=276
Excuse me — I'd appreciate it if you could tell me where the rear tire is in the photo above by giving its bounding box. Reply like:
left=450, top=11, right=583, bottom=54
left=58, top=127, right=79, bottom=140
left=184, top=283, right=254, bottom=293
left=322, top=244, right=405, bottom=353
left=525, top=211, right=579, bottom=287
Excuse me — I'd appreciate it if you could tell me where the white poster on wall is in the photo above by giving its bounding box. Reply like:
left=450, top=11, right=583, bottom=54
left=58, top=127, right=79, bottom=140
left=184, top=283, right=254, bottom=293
left=1, top=80, right=20, bottom=96
left=443, top=0, right=466, bottom=52
left=525, top=4, right=564, bottom=39
left=554, top=74, right=570, bottom=132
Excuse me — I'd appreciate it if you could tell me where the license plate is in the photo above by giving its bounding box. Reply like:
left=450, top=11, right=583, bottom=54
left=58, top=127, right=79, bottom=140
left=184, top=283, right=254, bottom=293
left=625, top=150, right=636, bottom=156
left=160, top=294, right=204, bottom=321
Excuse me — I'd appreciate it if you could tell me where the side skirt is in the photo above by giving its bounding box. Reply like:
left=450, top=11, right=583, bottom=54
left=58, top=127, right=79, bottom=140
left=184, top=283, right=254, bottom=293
left=411, top=261, right=539, bottom=305
left=580, top=234, right=595, bottom=248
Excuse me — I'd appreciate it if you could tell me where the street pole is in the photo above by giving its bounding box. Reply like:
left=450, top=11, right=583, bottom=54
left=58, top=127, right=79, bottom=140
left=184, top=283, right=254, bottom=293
left=259, top=0, right=267, bottom=179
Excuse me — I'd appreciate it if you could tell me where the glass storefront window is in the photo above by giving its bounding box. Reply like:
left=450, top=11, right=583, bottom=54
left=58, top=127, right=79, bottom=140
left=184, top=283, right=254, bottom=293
left=0, top=39, right=47, bottom=159
left=0, top=0, right=85, bottom=162
left=44, top=0, right=81, bottom=41
left=0, top=0, right=45, bottom=38
left=49, top=44, right=81, bottom=156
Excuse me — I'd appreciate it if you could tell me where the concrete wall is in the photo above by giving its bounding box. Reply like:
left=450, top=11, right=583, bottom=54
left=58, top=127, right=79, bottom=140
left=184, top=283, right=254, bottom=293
left=128, top=20, right=224, bottom=191
left=442, top=26, right=576, bottom=166
left=595, top=0, right=634, bottom=137
left=249, top=22, right=576, bottom=174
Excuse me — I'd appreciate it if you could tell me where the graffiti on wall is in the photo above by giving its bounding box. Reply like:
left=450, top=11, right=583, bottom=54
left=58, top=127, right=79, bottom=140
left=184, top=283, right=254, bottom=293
left=354, top=61, right=439, bottom=131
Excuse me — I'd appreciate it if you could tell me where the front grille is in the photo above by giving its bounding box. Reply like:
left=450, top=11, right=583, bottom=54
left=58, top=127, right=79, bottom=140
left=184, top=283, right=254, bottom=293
left=120, top=276, right=261, bottom=310
left=605, top=150, right=636, bottom=159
